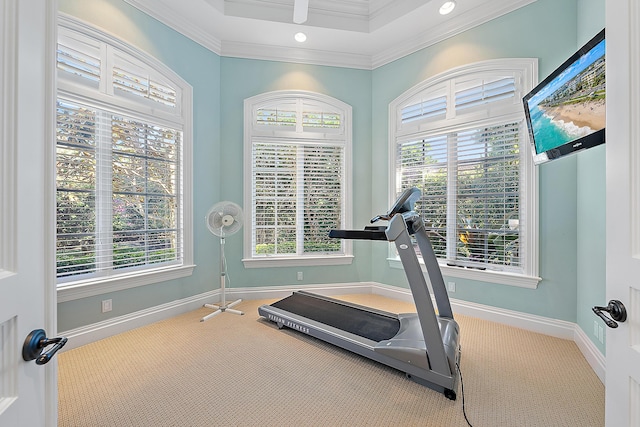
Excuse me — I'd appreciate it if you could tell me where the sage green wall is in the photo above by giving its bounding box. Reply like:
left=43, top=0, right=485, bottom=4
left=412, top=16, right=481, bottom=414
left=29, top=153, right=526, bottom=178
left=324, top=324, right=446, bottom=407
left=371, top=0, right=581, bottom=321
left=57, top=0, right=222, bottom=331
left=576, top=0, right=606, bottom=353
left=218, top=58, right=373, bottom=287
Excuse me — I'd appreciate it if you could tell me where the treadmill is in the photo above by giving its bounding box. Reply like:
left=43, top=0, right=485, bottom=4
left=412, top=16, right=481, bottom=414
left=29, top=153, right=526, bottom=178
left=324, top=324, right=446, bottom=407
left=257, top=187, right=460, bottom=400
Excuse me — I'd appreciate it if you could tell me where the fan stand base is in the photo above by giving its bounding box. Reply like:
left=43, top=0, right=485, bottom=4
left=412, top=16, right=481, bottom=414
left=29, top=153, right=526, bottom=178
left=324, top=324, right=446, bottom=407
left=200, top=299, right=244, bottom=322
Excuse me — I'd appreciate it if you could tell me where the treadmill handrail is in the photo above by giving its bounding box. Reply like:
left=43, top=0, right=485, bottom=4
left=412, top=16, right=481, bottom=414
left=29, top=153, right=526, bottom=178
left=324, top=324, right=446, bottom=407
left=328, top=227, right=388, bottom=240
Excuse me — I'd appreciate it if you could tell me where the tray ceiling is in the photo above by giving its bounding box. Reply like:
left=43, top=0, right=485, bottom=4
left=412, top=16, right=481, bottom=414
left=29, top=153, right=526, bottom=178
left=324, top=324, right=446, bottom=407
left=123, top=0, right=537, bottom=69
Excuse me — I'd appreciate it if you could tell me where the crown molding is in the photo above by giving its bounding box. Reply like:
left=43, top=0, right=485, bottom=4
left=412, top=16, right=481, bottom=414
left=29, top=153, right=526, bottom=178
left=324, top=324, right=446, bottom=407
left=372, top=0, right=537, bottom=68
left=124, top=0, right=222, bottom=54
left=125, top=0, right=537, bottom=70
left=221, top=40, right=372, bottom=69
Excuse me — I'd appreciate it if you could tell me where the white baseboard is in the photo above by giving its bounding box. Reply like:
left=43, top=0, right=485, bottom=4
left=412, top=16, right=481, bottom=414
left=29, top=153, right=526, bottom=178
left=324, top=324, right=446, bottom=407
left=60, top=290, right=220, bottom=351
left=452, top=297, right=577, bottom=340
left=230, top=282, right=373, bottom=300
left=573, top=324, right=606, bottom=383
left=59, top=281, right=606, bottom=383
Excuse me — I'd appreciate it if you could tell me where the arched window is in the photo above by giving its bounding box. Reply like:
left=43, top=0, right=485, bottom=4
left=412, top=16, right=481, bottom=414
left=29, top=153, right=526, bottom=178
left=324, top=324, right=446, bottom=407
left=56, top=16, right=193, bottom=297
left=390, top=59, right=539, bottom=287
left=243, top=91, right=352, bottom=267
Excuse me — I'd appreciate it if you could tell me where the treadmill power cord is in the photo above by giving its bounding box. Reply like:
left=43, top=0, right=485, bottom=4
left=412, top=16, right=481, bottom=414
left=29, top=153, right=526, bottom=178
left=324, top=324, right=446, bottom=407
left=456, top=362, right=474, bottom=427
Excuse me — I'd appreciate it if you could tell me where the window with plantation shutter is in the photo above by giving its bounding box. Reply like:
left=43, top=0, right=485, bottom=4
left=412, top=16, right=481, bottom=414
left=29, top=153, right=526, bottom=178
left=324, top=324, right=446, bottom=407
left=455, top=77, right=516, bottom=111
left=391, top=59, right=540, bottom=287
left=244, top=91, right=352, bottom=267
left=401, top=96, right=447, bottom=123
left=57, top=44, right=100, bottom=85
left=112, top=66, right=178, bottom=107
left=56, top=17, right=193, bottom=298
left=57, top=30, right=101, bottom=86
left=256, top=107, right=297, bottom=127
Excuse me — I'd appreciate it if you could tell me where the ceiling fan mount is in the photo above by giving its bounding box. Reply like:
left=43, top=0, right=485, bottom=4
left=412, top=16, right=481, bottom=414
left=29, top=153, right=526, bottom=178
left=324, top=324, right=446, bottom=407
left=293, top=0, right=309, bottom=24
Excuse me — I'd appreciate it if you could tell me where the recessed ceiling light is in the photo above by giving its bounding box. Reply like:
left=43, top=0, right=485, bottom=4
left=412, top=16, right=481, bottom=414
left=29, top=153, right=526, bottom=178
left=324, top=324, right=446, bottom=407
left=294, top=32, right=307, bottom=43
left=439, top=1, right=456, bottom=15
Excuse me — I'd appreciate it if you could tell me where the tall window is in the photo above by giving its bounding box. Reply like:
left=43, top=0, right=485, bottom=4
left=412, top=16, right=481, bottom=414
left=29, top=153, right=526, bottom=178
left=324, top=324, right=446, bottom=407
left=56, top=17, right=193, bottom=296
left=390, top=59, right=539, bottom=287
left=243, top=91, right=352, bottom=267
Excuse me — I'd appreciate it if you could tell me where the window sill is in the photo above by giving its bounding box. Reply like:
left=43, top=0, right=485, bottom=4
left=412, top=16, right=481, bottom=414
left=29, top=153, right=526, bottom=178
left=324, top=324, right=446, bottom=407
left=243, top=255, right=354, bottom=268
left=56, top=264, right=196, bottom=302
left=388, top=258, right=540, bottom=289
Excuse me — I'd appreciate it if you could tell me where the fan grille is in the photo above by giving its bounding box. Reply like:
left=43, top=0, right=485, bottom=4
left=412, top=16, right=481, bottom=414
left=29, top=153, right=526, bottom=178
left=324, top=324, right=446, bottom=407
left=206, top=201, right=243, bottom=237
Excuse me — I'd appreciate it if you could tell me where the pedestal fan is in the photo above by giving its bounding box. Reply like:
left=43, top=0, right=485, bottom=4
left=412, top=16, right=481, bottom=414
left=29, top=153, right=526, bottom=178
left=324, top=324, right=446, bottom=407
left=201, top=201, right=244, bottom=322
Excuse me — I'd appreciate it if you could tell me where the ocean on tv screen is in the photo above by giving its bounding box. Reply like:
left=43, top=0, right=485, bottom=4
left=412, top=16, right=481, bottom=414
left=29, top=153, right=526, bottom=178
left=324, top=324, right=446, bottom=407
left=529, top=39, right=605, bottom=153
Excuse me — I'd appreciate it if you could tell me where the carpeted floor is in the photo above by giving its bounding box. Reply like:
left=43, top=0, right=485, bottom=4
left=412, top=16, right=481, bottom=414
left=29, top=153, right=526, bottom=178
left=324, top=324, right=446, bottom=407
left=58, top=295, right=604, bottom=426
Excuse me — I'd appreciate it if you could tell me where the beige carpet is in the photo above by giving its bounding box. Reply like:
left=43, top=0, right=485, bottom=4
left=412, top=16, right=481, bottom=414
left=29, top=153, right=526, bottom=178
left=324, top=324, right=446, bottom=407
left=58, top=295, right=604, bottom=426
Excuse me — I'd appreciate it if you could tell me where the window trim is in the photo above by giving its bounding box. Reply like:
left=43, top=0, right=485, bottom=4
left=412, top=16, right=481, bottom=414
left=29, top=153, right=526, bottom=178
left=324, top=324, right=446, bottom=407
left=388, top=58, right=540, bottom=287
left=56, top=15, right=194, bottom=301
left=242, top=90, right=353, bottom=268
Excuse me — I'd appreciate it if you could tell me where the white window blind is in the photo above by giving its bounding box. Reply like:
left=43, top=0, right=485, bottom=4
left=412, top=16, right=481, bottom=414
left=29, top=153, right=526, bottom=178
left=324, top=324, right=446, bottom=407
left=245, top=92, right=352, bottom=264
left=397, top=123, right=521, bottom=269
left=55, top=19, right=192, bottom=291
left=455, top=124, right=520, bottom=268
left=110, top=114, right=181, bottom=269
left=391, top=59, right=538, bottom=282
left=397, top=134, right=448, bottom=258
left=56, top=99, right=182, bottom=280
left=251, top=141, right=344, bottom=256
left=56, top=100, right=98, bottom=278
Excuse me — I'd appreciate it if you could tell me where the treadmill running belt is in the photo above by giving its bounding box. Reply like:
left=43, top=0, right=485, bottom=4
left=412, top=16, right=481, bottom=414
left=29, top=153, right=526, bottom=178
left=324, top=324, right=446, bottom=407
left=271, top=293, right=401, bottom=342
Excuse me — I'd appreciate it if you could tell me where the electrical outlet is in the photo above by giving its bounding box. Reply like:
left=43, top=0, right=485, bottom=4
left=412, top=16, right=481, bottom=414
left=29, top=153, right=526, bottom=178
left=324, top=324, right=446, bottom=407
left=447, top=282, right=456, bottom=292
left=598, top=325, right=604, bottom=343
left=297, top=271, right=303, bottom=281
left=594, top=320, right=599, bottom=337
left=102, top=299, right=112, bottom=313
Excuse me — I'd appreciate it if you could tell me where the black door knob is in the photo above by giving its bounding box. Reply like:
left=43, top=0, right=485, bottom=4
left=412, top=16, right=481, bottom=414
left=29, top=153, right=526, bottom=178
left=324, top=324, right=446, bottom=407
left=22, top=329, right=68, bottom=365
left=592, top=300, right=627, bottom=328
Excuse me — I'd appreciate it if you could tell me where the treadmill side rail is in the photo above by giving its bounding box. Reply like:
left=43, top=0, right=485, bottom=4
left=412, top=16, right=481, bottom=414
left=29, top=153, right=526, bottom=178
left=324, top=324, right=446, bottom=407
left=385, top=214, right=453, bottom=378
left=412, top=219, right=454, bottom=319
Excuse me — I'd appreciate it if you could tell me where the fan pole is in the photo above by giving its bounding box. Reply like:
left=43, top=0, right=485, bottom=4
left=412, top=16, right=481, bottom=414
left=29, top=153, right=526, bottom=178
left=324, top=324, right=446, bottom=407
left=201, top=235, right=244, bottom=321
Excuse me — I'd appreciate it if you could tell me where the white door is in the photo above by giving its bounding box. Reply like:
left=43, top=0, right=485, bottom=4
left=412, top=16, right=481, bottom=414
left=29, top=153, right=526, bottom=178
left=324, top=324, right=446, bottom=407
left=605, top=0, right=640, bottom=425
left=0, top=1, right=58, bottom=426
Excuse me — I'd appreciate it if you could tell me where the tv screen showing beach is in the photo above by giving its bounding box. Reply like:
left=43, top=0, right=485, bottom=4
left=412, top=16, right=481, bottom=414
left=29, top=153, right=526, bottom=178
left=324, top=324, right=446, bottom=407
left=524, top=30, right=605, bottom=164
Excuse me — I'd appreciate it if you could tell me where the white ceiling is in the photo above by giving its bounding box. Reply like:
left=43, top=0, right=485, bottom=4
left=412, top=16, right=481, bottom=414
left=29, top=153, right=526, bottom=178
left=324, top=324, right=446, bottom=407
left=124, top=0, right=537, bottom=69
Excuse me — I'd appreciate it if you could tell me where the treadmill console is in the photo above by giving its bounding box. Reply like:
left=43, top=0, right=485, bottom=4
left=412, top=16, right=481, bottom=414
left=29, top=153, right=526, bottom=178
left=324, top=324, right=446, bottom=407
left=329, top=187, right=422, bottom=240
left=370, top=187, right=421, bottom=223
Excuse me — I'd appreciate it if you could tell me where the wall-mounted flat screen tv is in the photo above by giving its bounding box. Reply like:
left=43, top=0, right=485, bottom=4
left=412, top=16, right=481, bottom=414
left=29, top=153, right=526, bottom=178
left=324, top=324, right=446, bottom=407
left=523, top=29, right=605, bottom=165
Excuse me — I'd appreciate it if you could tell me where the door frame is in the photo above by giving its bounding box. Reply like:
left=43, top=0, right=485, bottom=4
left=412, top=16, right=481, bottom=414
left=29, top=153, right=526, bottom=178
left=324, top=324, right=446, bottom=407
left=42, top=1, right=59, bottom=425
